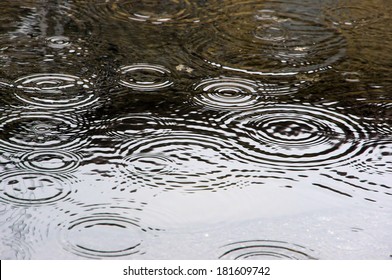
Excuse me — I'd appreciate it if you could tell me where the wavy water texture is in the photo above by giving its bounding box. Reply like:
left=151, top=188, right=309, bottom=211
left=102, top=112, right=174, bottom=140
left=353, top=140, right=392, bottom=175
left=316, top=167, right=392, bottom=204
left=118, top=132, right=251, bottom=193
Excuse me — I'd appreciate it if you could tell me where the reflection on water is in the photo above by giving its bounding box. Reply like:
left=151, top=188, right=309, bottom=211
left=1, top=0, right=391, bottom=259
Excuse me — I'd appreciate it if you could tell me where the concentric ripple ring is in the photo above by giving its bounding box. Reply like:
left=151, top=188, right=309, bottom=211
left=13, top=73, right=97, bottom=110
left=191, top=77, right=263, bottom=110
left=16, top=150, right=81, bottom=173
left=219, top=240, right=316, bottom=260
left=46, top=36, right=71, bottom=49
left=219, top=104, right=371, bottom=169
left=82, top=0, right=220, bottom=25
left=119, top=132, right=249, bottom=192
left=0, top=112, right=89, bottom=152
left=119, top=64, right=173, bottom=91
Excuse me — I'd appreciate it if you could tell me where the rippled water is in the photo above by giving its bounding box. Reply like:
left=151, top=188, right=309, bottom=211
left=1, top=0, right=391, bottom=260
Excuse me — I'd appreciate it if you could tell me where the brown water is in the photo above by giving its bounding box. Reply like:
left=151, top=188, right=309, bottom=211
left=0, top=0, right=391, bottom=259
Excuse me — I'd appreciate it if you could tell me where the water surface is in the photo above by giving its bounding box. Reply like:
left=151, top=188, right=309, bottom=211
left=1, top=0, right=391, bottom=259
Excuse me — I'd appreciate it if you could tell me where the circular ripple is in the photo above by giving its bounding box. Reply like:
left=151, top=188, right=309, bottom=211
left=187, top=1, right=346, bottom=75
left=0, top=112, right=89, bottom=152
left=191, top=77, right=263, bottom=110
left=119, top=64, right=173, bottom=91
left=0, top=171, right=73, bottom=206
left=13, top=73, right=98, bottom=110
left=219, top=240, right=316, bottom=260
left=59, top=202, right=150, bottom=259
left=16, top=150, right=81, bottom=173
left=104, top=113, right=173, bottom=140
left=64, top=215, right=143, bottom=258
left=84, top=0, right=219, bottom=25
left=220, top=104, right=370, bottom=169
left=46, top=36, right=71, bottom=49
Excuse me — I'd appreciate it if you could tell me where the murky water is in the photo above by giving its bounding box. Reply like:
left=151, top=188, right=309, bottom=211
left=0, top=0, right=391, bottom=260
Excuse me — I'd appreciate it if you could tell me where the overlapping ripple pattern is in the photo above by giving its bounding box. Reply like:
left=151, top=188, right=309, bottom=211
left=185, top=0, right=346, bottom=76
left=1, top=0, right=391, bottom=260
